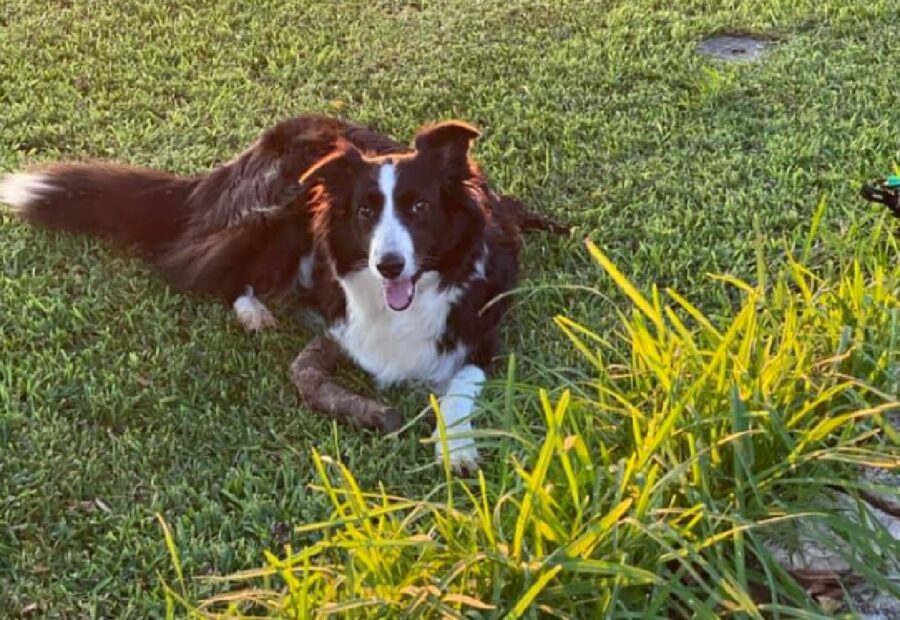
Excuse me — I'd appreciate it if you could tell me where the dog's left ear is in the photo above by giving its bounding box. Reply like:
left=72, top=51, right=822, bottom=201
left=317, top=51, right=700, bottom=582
left=414, top=121, right=481, bottom=172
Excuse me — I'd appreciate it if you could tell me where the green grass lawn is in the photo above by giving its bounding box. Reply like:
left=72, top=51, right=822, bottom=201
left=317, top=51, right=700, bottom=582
left=1, top=1, right=898, bottom=617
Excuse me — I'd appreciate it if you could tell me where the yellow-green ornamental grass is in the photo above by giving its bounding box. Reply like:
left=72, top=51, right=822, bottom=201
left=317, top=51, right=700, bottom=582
left=168, top=226, right=899, bottom=618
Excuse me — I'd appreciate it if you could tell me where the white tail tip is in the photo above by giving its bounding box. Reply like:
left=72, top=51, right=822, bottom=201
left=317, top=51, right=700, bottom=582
left=0, top=172, right=52, bottom=211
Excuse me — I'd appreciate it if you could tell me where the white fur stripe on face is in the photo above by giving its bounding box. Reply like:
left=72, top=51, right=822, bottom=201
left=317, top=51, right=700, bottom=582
left=369, top=163, right=415, bottom=278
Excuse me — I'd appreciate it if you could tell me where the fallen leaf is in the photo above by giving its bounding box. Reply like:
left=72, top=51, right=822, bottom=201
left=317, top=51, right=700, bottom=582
left=94, top=498, right=112, bottom=514
left=817, top=596, right=842, bottom=614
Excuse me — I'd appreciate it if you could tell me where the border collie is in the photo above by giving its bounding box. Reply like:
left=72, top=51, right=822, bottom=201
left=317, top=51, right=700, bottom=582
left=0, top=114, right=564, bottom=470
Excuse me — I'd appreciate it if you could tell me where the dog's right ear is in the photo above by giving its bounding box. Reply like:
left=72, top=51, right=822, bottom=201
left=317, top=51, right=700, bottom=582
left=299, top=142, right=365, bottom=219
left=300, top=141, right=364, bottom=188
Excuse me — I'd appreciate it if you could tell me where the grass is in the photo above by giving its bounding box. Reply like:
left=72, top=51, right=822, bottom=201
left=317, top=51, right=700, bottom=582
left=0, top=0, right=898, bottom=617
left=169, top=233, right=899, bottom=618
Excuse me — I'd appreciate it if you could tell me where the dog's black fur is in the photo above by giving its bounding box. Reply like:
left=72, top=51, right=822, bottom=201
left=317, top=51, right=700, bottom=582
left=2, top=114, right=565, bottom=464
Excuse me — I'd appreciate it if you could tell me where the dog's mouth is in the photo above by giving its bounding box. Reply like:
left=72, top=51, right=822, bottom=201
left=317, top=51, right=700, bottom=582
left=382, top=273, right=420, bottom=311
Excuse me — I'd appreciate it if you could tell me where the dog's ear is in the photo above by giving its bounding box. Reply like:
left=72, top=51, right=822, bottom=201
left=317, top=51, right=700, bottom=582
left=414, top=121, right=480, bottom=175
left=300, top=140, right=364, bottom=188
left=299, top=141, right=364, bottom=217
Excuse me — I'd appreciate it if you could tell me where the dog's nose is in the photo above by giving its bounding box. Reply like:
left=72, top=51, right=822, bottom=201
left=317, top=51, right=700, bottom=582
left=376, top=254, right=405, bottom=279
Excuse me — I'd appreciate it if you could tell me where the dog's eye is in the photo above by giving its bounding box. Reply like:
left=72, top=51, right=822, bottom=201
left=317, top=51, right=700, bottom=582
left=357, top=204, right=374, bottom=219
left=410, top=200, right=430, bottom=216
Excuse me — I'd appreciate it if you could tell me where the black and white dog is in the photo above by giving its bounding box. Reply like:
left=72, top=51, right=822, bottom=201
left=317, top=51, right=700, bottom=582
left=0, top=114, right=563, bottom=470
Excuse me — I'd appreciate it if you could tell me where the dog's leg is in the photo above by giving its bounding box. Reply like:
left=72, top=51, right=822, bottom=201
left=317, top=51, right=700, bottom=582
left=232, top=286, right=276, bottom=332
left=290, top=336, right=402, bottom=432
left=495, top=194, right=570, bottom=235
left=432, top=365, right=484, bottom=474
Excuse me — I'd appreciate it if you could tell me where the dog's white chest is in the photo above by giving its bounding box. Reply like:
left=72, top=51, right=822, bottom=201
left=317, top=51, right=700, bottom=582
left=329, top=271, right=465, bottom=389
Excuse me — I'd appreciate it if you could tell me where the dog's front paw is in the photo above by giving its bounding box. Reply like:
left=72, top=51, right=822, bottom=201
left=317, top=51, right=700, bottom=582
left=233, top=289, right=277, bottom=332
left=433, top=429, right=480, bottom=475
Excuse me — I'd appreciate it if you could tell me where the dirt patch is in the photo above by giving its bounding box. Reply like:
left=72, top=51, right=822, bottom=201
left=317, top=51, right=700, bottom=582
left=765, top=470, right=900, bottom=616
left=696, top=35, right=772, bottom=62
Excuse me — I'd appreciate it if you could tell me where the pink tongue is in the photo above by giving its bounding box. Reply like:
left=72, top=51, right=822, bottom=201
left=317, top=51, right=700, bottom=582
left=384, top=278, right=415, bottom=311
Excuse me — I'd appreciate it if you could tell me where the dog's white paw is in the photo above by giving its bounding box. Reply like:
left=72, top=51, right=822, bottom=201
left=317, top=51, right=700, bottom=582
left=233, top=289, right=276, bottom=332
left=433, top=429, right=480, bottom=474
left=432, top=365, right=485, bottom=474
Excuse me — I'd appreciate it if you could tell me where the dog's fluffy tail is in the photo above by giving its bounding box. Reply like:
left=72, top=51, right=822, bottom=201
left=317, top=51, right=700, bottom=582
left=0, top=159, right=314, bottom=303
left=1, top=163, right=195, bottom=256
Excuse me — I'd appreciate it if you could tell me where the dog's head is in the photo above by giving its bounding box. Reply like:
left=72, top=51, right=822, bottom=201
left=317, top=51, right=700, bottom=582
left=303, top=121, right=486, bottom=311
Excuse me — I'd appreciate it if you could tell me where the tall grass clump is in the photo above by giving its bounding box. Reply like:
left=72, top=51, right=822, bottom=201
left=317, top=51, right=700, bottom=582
left=167, top=226, right=899, bottom=619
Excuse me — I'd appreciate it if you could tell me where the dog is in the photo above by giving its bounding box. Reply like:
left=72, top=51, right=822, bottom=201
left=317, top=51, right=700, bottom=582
left=0, top=114, right=565, bottom=470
